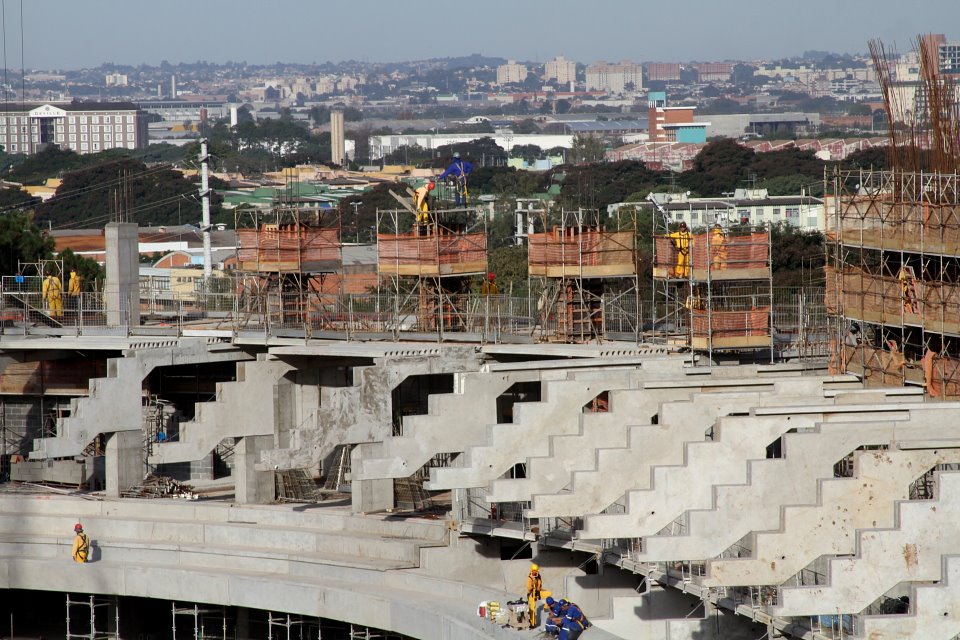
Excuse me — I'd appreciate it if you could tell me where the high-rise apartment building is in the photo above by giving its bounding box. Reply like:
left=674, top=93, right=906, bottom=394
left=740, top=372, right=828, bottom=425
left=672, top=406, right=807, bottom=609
left=645, top=63, right=681, bottom=82
left=496, top=61, right=528, bottom=85
left=543, top=56, right=577, bottom=85
left=0, top=102, right=148, bottom=155
left=585, top=60, right=642, bottom=93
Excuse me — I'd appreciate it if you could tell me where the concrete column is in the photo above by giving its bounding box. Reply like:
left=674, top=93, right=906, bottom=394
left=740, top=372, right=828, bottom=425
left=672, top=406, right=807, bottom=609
left=105, top=430, right=142, bottom=497
left=234, top=435, right=275, bottom=504
left=350, top=446, right=393, bottom=513
left=105, top=222, right=140, bottom=327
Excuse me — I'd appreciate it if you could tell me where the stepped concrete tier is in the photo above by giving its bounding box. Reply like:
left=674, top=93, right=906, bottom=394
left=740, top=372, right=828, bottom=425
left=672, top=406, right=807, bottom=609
left=0, top=494, right=623, bottom=640
left=30, top=338, right=252, bottom=460
left=489, top=373, right=864, bottom=505
left=354, top=356, right=683, bottom=482
left=639, top=418, right=960, bottom=563
left=426, top=369, right=647, bottom=491
left=149, top=355, right=295, bottom=465
left=702, top=408, right=960, bottom=589
left=773, top=471, right=960, bottom=617
left=525, top=377, right=860, bottom=520
left=860, top=555, right=960, bottom=640
left=258, top=345, right=484, bottom=473
left=580, top=396, right=945, bottom=541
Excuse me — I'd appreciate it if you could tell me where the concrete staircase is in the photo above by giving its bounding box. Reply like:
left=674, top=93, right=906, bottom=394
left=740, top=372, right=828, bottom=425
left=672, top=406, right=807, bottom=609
left=580, top=409, right=814, bottom=540
left=703, top=450, right=938, bottom=590
left=525, top=379, right=842, bottom=520
left=30, top=339, right=250, bottom=460
left=427, top=372, right=638, bottom=491
left=774, top=471, right=960, bottom=616
left=352, top=370, right=540, bottom=480
left=638, top=419, right=951, bottom=563
left=860, top=555, right=960, bottom=640
left=149, top=357, right=294, bottom=465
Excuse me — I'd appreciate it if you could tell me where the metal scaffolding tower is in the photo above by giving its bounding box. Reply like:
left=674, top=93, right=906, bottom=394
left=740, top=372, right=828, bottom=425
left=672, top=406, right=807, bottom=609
left=65, top=594, right=119, bottom=640
left=171, top=602, right=230, bottom=640
left=526, top=207, right=639, bottom=343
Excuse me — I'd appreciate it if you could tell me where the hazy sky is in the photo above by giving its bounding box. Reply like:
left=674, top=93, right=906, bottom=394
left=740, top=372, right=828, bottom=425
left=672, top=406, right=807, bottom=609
left=3, top=0, right=958, bottom=69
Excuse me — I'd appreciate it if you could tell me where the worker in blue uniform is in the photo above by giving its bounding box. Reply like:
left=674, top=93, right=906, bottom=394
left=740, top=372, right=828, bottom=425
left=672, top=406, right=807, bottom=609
left=558, top=600, right=590, bottom=640
left=543, top=597, right=567, bottom=635
left=437, top=152, right=473, bottom=206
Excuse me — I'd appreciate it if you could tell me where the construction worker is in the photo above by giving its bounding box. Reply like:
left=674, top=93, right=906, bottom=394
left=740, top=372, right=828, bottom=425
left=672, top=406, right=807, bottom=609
left=710, top=222, right=727, bottom=271
left=437, top=152, right=473, bottom=206
left=525, top=563, right=552, bottom=629
left=669, top=221, right=691, bottom=278
left=67, top=269, right=82, bottom=317
left=42, top=271, right=63, bottom=318
left=414, top=181, right=435, bottom=216
left=480, top=272, right=499, bottom=295
left=558, top=600, right=591, bottom=640
left=898, top=265, right=917, bottom=313
left=71, top=523, right=90, bottom=563
left=543, top=597, right=567, bottom=636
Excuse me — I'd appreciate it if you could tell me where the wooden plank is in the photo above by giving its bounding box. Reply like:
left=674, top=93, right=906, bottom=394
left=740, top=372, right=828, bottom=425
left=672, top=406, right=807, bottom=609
left=388, top=189, right=418, bottom=215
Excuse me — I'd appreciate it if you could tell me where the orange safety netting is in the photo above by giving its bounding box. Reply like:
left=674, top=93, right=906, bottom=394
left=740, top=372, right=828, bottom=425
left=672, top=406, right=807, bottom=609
left=528, top=228, right=635, bottom=268
left=834, top=340, right=960, bottom=398
left=377, top=232, right=487, bottom=265
left=237, top=226, right=341, bottom=266
left=654, top=232, right=769, bottom=271
left=830, top=197, right=960, bottom=255
left=825, top=265, right=960, bottom=320
left=691, top=307, right=770, bottom=338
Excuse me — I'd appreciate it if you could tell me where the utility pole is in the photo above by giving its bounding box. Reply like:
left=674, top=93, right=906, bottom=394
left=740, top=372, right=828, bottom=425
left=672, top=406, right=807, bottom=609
left=199, top=139, right=212, bottom=281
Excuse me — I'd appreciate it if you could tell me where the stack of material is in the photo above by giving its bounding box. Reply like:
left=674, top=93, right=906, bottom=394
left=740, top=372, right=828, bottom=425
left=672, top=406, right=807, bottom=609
left=121, top=474, right=197, bottom=499
left=275, top=468, right=320, bottom=503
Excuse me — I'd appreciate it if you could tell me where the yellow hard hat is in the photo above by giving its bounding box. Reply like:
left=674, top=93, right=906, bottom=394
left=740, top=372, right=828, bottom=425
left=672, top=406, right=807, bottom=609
left=530, top=563, right=539, bottom=572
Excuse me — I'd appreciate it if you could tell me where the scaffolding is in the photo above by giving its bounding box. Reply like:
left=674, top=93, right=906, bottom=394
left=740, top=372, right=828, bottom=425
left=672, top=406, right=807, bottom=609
left=827, top=167, right=960, bottom=395
left=267, top=612, right=320, bottom=640
left=65, top=594, right=119, bottom=640
left=235, top=178, right=342, bottom=332
left=376, top=200, right=487, bottom=336
left=526, top=208, right=639, bottom=343
left=171, top=603, right=230, bottom=640
left=651, top=210, right=773, bottom=360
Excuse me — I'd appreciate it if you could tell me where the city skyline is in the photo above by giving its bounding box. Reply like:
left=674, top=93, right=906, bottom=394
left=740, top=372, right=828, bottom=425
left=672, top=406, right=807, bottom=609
left=3, top=0, right=959, bottom=70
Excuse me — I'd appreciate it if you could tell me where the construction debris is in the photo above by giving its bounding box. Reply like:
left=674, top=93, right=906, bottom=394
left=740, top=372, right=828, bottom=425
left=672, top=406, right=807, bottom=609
left=275, top=468, right=320, bottom=503
left=121, top=474, right=197, bottom=500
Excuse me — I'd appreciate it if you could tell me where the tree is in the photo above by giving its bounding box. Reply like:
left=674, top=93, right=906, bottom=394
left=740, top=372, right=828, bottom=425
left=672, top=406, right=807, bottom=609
left=569, top=134, right=606, bottom=165
left=678, top=139, right=754, bottom=196
left=57, top=248, right=105, bottom=290
left=488, top=245, right=528, bottom=291
left=0, top=211, right=54, bottom=276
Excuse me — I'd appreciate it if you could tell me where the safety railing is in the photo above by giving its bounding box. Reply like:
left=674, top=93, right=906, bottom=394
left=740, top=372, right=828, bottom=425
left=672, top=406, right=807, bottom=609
left=0, top=278, right=828, bottom=350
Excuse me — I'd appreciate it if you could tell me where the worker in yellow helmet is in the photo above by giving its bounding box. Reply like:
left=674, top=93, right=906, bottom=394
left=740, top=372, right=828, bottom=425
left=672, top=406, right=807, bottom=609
left=710, top=222, right=727, bottom=271
left=668, top=221, right=691, bottom=278
left=525, top=563, right=552, bottom=629
left=42, top=271, right=63, bottom=318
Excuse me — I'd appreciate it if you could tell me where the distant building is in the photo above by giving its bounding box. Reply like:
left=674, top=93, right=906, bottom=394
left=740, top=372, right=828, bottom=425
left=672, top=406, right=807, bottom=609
left=543, top=56, right=577, bottom=86
left=641, top=189, right=826, bottom=231
left=496, top=61, right=528, bottom=85
left=647, top=92, right=707, bottom=143
left=693, top=62, right=734, bottom=83
left=645, top=63, right=681, bottom=82
left=105, top=73, right=128, bottom=87
left=585, top=60, right=643, bottom=93
left=0, top=102, right=149, bottom=155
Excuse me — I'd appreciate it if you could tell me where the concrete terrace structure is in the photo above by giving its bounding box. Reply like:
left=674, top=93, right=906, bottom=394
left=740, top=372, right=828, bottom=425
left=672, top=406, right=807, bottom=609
left=3, top=231, right=960, bottom=637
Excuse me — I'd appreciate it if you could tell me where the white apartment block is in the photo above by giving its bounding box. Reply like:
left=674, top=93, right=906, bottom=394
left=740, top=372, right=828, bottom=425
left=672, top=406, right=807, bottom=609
left=585, top=60, right=643, bottom=94
left=105, top=73, right=128, bottom=87
left=0, top=102, right=149, bottom=156
left=496, top=60, right=528, bottom=85
left=543, top=56, right=577, bottom=85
